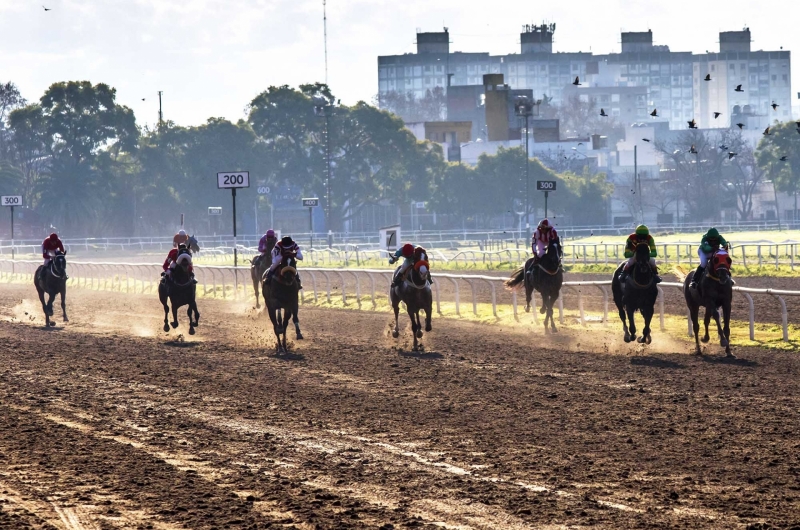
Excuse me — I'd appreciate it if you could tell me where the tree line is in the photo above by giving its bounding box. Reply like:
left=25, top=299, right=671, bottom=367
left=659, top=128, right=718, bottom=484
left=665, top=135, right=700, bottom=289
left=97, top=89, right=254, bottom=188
left=0, top=80, right=613, bottom=237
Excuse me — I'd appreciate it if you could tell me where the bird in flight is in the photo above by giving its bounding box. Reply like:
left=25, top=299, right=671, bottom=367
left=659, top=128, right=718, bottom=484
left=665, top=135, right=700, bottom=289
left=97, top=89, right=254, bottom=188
left=728, top=152, right=737, bottom=160
left=704, top=74, right=712, bottom=81
left=719, top=144, right=728, bottom=150
left=734, top=84, right=744, bottom=92
left=642, top=138, right=651, bottom=142
left=713, top=112, right=721, bottom=119
left=688, top=119, right=697, bottom=129
left=771, top=102, right=779, bottom=111
left=736, top=123, right=745, bottom=129
left=763, top=126, right=771, bottom=136
left=650, top=109, right=658, bottom=117
left=599, top=108, right=608, bottom=117
left=689, top=144, right=698, bottom=154
left=779, top=156, right=788, bottom=161
left=573, top=76, right=581, bottom=86
left=42, top=5, right=51, bottom=10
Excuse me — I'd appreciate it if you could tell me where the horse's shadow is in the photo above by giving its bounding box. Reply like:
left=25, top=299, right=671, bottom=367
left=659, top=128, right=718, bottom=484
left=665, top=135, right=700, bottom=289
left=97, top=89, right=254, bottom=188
left=699, top=355, right=758, bottom=367
left=164, top=340, right=199, bottom=348
left=630, top=356, right=686, bottom=369
left=399, top=350, right=443, bottom=359
left=271, top=351, right=304, bottom=361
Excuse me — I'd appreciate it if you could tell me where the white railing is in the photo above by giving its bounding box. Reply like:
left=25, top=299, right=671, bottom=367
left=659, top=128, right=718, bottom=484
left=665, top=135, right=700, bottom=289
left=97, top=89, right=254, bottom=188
left=1, top=259, right=797, bottom=342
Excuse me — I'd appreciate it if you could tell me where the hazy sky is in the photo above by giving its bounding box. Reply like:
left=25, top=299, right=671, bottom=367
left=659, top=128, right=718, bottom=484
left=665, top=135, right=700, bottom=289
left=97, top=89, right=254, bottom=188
left=1, top=0, right=797, bottom=128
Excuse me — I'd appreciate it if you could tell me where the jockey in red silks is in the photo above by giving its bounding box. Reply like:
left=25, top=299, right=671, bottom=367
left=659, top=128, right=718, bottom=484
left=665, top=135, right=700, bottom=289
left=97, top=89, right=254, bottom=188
left=42, top=233, right=65, bottom=266
left=267, top=235, right=303, bottom=288
left=173, top=229, right=189, bottom=248
left=530, top=219, right=561, bottom=262
left=389, top=243, right=432, bottom=286
left=163, top=243, right=194, bottom=281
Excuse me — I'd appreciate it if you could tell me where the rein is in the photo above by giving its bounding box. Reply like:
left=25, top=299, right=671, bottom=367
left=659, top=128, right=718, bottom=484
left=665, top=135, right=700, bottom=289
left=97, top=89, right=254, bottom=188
left=631, top=265, right=653, bottom=289
left=538, top=263, right=560, bottom=276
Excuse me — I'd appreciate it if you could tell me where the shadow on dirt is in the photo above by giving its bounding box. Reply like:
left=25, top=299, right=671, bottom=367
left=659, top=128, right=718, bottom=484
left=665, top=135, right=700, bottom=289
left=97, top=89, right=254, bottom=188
left=630, top=356, right=686, bottom=369
left=164, top=340, right=200, bottom=348
left=700, top=355, right=758, bottom=367
left=399, top=350, right=443, bottom=360
left=272, top=352, right=305, bottom=361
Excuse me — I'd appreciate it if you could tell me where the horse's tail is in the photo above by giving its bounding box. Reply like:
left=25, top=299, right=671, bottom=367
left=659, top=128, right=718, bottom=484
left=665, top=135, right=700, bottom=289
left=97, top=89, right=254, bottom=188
left=672, top=265, right=689, bottom=282
left=505, top=267, right=525, bottom=290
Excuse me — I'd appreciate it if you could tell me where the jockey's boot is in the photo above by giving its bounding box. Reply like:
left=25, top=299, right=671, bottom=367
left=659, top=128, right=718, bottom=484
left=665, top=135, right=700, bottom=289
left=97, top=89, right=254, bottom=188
left=653, top=266, right=662, bottom=284
left=689, top=265, right=704, bottom=290
left=296, top=274, right=303, bottom=289
left=618, top=269, right=630, bottom=283
left=427, top=272, right=433, bottom=284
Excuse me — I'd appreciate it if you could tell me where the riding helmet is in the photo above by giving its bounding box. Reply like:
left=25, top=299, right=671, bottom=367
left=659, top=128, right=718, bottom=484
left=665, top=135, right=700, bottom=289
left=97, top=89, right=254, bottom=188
left=179, top=229, right=186, bottom=236
left=401, top=243, right=414, bottom=257
left=635, top=224, right=649, bottom=236
left=707, top=227, right=720, bottom=239
left=281, top=236, right=294, bottom=247
left=538, top=219, right=550, bottom=230
left=266, top=229, right=275, bottom=238
left=49, top=233, right=58, bottom=241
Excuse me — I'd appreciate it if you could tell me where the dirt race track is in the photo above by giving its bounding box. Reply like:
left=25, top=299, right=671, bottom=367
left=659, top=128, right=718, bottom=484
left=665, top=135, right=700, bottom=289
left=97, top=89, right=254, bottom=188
left=0, top=285, right=798, bottom=530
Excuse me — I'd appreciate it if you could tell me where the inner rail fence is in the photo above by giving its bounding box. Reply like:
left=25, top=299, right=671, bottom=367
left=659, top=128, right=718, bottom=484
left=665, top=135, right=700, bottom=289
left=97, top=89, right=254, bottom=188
left=0, top=259, right=796, bottom=342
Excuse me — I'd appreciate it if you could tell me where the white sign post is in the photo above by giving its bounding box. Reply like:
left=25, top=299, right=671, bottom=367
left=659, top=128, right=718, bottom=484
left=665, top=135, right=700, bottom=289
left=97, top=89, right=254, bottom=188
left=1, top=196, right=22, bottom=266
left=217, top=172, right=250, bottom=269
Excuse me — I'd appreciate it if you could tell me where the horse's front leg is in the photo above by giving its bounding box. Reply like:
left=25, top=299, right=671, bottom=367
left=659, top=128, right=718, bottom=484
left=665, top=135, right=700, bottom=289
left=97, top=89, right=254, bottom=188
left=712, top=307, right=724, bottom=345
left=391, top=295, right=400, bottom=338
left=547, top=298, right=558, bottom=333
left=721, top=303, right=733, bottom=357
left=293, top=310, right=303, bottom=340
left=638, top=306, right=653, bottom=344
left=59, top=287, right=68, bottom=323
left=162, top=300, right=170, bottom=332
left=701, top=308, right=712, bottom=343
left=525, top=279, right=533, bottom=312
left=625, top=306, right=637, bottom=343
left=617, top=302, right=630, bottom=341
left=187, top=305, right=196, bottom=335
left=253, top=275, right=261, bottom=309
left=424, top=306, right=432, bottom=332
left=407, top=307, right=419, bottom=351
left=171, top=303, right=179, bottom=329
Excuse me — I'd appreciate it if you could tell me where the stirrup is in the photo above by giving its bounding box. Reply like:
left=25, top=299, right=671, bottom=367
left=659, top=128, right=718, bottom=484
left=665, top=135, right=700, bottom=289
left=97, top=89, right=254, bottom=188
left=655, top=275, right=662, bottom=284
left=689, top=281, right=698, bottom=289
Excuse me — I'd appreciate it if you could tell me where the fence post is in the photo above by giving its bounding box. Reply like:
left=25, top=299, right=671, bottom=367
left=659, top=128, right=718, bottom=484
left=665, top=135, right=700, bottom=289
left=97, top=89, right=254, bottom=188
left=484, top=279, right=497, bottom=318
left=336, top=271, right=347, bottom=305
left=657, top=286, right=665, bottom=331
left=557, top=293, right=564, bottom=325
left=448, top=277, right=460, bottom=316
left=512, top=289, right=518, bottom=321
left=321, top=271, right=331, bottom=304
left=433, top=279, right=441, bottom=315
left=771, top=294, right=789, bottom=341
left=598, top=285, right=608, bottom=325
left=741, top=292, right=755, bottom=340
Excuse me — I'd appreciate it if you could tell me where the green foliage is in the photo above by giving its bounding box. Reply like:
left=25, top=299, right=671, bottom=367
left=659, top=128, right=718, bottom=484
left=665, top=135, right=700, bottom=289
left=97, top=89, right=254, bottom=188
left=757, top=120, right=800, bottom=213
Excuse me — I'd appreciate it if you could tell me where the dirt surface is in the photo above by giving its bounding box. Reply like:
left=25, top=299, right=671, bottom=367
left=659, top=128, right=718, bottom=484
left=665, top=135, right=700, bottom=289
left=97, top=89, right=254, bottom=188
left=0, top=285, right=799, bottom=529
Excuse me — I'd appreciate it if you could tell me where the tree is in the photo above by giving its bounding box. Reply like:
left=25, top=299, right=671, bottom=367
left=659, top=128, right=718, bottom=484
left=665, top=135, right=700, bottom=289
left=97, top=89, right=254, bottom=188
left=0, top=82, right=27, bottom=160
left=376, top=88, right=446, bottom=122
left=555, top=94, right=625, bottom=143
left=757, top=120, right=800, bottom=221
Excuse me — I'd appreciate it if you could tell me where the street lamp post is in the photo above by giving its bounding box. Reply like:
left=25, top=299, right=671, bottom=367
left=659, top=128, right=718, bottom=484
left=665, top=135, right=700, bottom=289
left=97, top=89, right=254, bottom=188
left=313, top=96, right=333, bottom=228
left=515, top=96, right=534, bottom=240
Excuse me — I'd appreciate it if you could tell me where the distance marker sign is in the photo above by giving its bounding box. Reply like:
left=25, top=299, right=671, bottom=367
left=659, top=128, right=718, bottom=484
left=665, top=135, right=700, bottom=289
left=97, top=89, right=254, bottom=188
left=217, top=171, right=250, bottom=189
left=302, top=198, right=320, bottom=207
left=1, top=196, right=22, bottom=206
left=536, top=181, right=557, bottom=191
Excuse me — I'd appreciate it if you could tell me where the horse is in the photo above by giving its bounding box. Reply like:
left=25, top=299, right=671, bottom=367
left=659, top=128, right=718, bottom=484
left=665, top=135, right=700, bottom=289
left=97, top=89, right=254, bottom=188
left=611, top=242, right=659, bottom=344
left=34, top=251, right=68, bottom=327
left=683, top=249, right=733, bottom=357
left=158, top=255, right=200, bottom=335
left=262, top=257, right=302, bottom=353
left=188, top=235, right=200, bottom=254
left=390, top=260, right=433, bottom=351
left=504, top=239, right=563, bottom=333
left=250, top=251, right=272, bottom=309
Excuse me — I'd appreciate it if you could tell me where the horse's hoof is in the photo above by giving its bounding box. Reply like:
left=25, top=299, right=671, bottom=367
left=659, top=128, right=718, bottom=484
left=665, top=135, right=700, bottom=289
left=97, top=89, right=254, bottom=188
left=720, top=338, right=729, bottom=348
left=695, top=349, right=702, bottom=356
left=700, top=336, right=710, bottom=344
left=637, top=336, right=645, bottom=344
left=524, top=306, right=530, bottom=313
left=645, top=335, right=652, bottom=345
left=539, top=306, right=547, bottom=315
left=163, top=324, right=170, bottom=332
left=189, top=327, right=195, bottom=335
left=425, top=324, right=432, bottom=332
left=416, top=331, right=423, bottom=339
left=63, top=318, right=69, bottom=323
left=624, top=333, right=631, bottom=343
left=551, top=327, right=558, bottom=334
left=392, top=330, right=399, bottom=338
left=171, top=322, right=178, bottom=329
left=49, top=322, right=56, bottom=327
left=726, top=352, right=735, bottom=358
left=296, top=333, right=304, bottom=340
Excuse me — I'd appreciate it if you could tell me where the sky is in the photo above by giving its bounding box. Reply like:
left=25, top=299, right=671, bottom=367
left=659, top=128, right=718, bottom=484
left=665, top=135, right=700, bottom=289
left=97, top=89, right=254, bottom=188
left=1, top=0, right=798, bottom=129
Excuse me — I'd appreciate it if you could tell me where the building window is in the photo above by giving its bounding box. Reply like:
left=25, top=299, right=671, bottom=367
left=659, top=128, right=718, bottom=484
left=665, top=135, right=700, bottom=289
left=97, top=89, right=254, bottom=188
left=612, top=94, right=620, bottom=103
left=414, top=66, right=422, bottom=76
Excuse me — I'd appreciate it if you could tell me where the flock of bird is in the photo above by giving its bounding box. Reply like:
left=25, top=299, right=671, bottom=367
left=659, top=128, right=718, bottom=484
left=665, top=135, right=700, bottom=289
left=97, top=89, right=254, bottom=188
left=572, top=74, right=799, bottom=163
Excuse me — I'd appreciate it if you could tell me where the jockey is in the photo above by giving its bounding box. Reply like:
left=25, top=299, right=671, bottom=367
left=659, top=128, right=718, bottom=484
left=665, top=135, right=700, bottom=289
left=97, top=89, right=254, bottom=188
left=530, top=219, right=561, bottom=262
left=42, top=233, right=65, bottom=266
left=619, top=225, right=662, bottom=284
left=389, top=243, right=432, bottom=286
left=258, top=229, right=278, bottom=257
left=690, top=227, right=729, bottom=289
left=173, top=229, right=189, bottom=248
left=267, top=235, right=303, bottom=288
left=163, top=243, right=195, bottom=282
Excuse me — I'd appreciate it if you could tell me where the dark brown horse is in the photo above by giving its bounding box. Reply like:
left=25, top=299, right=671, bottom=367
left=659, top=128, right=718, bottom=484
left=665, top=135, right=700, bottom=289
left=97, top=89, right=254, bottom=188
left=250, top=251, right=272, bottom=309
left=505, top=239, right=563, bottom=333
left=684, top=249, right=733, bottom=357
left=262, top=257, right=302, bottom=353
left=611, top=242, right=658, bottom=344
left=158, top=257, right=200, bottom=335
left=390, top=261, right=432, bottom=351
left=34, top=251, right=68, bottom=327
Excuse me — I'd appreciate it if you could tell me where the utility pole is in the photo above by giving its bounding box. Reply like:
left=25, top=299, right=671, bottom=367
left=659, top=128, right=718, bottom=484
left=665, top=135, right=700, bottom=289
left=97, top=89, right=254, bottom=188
left=515, top=96, right=534, bottom=240
left=313, top=97, right=333, bottom=228
left=157, top=91, right=163, bottom=127
left=323, top=0, right=328, bottom=84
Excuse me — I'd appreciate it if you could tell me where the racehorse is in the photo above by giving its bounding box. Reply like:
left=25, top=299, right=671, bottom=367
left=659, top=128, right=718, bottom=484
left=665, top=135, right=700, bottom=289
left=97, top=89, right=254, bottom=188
left=188, top=235, right=200, bottom=254
left=262, top=256, right=302, bottom=353
left=611, top=242, right=658, bottom=344
left=158, top=255, right=200, bottom=335
left=683, top=249, right=733, bottom=357
left=390, top=259, right=433, bottom=351
left=505, top=239, right=563, bottom=333
left=250, top=252, right=272, bottom=309
left=34, top=251, right=68, bottom=327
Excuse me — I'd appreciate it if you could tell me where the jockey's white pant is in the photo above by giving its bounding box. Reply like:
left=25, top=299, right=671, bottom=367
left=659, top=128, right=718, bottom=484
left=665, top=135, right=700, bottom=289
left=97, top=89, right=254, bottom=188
left=43, top=251, right=56, bottom=266
left=624, top=256, right=657, bottom=270
left=698, top=248, right=713, bottom=267
left=531, top=240, right=548, bottom=258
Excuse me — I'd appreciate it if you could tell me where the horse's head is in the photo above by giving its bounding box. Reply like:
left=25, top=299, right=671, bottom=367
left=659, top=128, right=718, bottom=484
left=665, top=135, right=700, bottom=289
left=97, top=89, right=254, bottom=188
left=633, top=242, right=653, bottom=277
left=279, top=265, right=297, bottom=284
left=542, top=239, right=561, bottom=267
left=52, top=252, right=67, bottom=276
left=175, top=252, right=192, bottom=271
left=411, top=260, right=430, bottom=286
left=188, top=235, right=199, bottom=251
left=711, top=249, right=732, bottom=285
